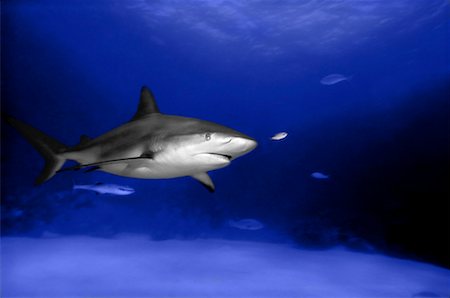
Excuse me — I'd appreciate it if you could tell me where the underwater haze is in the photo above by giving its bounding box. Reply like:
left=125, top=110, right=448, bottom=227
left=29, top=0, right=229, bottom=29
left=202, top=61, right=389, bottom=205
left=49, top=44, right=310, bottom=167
left=2, top=0, right=450, bottom=297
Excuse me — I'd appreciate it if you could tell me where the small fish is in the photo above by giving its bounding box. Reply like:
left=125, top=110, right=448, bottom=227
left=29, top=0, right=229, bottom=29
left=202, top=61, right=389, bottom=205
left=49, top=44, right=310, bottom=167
left=320, top=74, right=352, bottom=85
left=73, top=182, right=135, bottom=195
left=228, top=219, right=264, bottom=230
left=271, top=132, right=288, bottom=141
left=311, top=172, right=329, bottom=179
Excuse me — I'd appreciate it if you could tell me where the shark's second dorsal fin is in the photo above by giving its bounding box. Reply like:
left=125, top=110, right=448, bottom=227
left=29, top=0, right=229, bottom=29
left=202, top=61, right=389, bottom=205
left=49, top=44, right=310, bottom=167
left=130, top=86, right=160, bottom=121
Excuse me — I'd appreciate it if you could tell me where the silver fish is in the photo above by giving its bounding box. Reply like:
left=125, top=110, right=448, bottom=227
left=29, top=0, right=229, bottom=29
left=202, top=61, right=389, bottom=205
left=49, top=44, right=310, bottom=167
left=311, top=172, right=329, bottom=179
left=73, top=182, right=135, bottom=195
left=320, top=74, right=352, bottom=85
left=271, top=132, right=288, bottom=141
left=228, top=219, right=264, bottom=230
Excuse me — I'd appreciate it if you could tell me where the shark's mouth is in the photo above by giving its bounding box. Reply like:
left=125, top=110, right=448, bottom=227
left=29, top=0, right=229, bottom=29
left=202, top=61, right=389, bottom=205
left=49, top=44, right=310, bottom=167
left=205, top=153, right=232, bottom=161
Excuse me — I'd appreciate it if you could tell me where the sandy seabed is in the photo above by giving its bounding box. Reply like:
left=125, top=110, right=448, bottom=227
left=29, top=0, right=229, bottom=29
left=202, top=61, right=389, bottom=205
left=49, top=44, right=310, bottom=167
left=2, top=236, right=449, bottom=297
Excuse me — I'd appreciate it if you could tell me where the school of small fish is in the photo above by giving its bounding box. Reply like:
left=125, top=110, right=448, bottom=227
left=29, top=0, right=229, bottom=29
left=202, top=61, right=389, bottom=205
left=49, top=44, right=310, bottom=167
left=71, top=74, right=345, bottom=226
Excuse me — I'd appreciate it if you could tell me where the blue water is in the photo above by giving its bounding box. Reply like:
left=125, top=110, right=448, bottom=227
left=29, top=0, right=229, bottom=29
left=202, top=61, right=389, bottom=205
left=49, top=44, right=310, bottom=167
left=2, top=1, right=449, bottom=297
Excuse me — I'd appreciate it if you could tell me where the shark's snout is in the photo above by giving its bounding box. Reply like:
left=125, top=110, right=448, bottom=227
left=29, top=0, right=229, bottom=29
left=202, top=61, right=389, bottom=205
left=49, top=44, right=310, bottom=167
left=235, top=136, right=257, bottom=151
left=227, top=136, right=257, bottom=159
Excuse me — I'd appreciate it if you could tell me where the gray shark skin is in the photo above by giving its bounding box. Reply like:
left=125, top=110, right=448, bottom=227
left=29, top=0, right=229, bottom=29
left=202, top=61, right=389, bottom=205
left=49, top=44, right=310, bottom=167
left=4, top=86, right=258, bottom=192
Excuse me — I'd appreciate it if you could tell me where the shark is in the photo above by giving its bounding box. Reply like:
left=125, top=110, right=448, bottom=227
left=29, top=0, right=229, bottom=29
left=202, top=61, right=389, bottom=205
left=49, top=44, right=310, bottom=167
left=5, top=86, right=257, bottom=192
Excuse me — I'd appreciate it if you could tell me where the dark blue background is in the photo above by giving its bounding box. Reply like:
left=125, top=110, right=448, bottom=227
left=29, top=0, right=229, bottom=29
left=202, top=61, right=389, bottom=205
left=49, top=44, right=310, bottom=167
left=2, top=0, right=449, bottom=267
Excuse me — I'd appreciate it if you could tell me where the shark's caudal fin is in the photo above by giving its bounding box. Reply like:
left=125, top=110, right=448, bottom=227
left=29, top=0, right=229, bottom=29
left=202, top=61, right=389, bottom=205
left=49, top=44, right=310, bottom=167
left=4, top=115, right=69, bottom=185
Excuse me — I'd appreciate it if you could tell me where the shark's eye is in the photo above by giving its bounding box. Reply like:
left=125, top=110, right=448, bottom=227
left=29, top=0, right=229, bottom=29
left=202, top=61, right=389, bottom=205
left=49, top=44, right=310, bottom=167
left=205, top=132, right=211, bottom=141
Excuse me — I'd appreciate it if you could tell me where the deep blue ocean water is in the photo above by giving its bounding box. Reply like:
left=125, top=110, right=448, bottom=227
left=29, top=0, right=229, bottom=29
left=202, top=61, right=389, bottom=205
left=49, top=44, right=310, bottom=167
left=2, top=1, right=449, bottom=297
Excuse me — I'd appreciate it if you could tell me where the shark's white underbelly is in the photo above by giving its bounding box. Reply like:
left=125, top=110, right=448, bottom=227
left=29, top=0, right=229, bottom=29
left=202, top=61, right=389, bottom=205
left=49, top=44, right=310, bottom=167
left=99, top=158, right=229, bottom=179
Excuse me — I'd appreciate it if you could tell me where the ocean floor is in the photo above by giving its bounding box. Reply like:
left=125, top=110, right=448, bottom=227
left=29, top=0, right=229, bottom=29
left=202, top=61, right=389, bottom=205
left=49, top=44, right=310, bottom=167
left=2, top=236, right=449, bottom=297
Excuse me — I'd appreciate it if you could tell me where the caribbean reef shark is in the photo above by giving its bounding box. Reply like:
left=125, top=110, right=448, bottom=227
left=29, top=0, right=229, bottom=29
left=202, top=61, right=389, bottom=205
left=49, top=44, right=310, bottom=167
left=5, top=86, right=257, bottom=192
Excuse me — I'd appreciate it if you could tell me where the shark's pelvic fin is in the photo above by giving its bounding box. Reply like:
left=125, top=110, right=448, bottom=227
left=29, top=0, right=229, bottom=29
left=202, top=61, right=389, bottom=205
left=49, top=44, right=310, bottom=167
left=130, top=86, right=160, bottom=121
left=191, top=172, right=215, bottom=193
left=3, top=114, right=68, bottom=185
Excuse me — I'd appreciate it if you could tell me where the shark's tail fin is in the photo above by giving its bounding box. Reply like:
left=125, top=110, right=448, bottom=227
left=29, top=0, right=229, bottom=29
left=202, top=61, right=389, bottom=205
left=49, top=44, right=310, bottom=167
left=4, top=114, right=69, bottom=185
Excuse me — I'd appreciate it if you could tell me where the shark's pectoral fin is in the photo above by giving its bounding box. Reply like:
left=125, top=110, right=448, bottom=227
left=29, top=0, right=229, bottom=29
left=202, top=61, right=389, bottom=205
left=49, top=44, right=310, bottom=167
left=191, top=172, right=215, bottom=193
left=130, top=86, right=160, bottom=121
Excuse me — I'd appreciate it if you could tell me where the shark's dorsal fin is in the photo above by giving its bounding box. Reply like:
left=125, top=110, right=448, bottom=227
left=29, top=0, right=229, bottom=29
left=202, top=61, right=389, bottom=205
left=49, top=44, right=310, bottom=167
left=191, top=172, right=215, bottom=193
left=79, top=135, right=92, bottom=145
left=130, top=86, right=160, bottom=121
